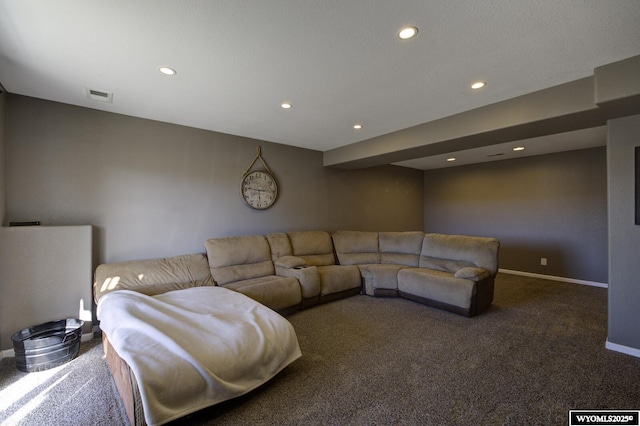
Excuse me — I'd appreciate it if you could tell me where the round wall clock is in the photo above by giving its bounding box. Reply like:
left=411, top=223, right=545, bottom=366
left=240, top=170, right=278, bottom=209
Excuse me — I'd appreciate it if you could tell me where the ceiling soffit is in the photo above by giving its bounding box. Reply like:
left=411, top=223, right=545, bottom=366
left=324, top=55, right=640, bottom=170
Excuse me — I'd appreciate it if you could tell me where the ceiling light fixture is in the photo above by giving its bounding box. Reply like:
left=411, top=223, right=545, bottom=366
left=159, top=66, right=177, bottom=76
left=513, top=146, right=525, bottom=151
left=446, top=157, right=456, bottom=162
left=353, top=124, right=363, bottom=130
left=280, top=103, right=292, bottom=109
left=470, top=81, right=486, bottom=90
left=398, top=26, right=418, bottom=40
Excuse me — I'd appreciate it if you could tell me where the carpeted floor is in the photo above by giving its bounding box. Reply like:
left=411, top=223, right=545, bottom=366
left=1, top=273, right=639, bottom=425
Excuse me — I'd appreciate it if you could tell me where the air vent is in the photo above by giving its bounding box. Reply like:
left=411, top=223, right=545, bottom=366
left=487, top=153, right=504, bottom=157
left=85, top=88, right=113, bottom=103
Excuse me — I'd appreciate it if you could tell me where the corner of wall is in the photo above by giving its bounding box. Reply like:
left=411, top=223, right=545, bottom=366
left=0, top=87, right=6, bottom=358
left=606, top=339, right=640, bottom=359
left=0, top=85, right=7, bottom=226
left=607, top=113, right=640, bottom=354
left=0, top=85, right=9, bottom=354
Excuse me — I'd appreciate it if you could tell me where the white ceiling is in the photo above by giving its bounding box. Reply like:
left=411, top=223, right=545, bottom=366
left=1, top=1, right=639, bottom=168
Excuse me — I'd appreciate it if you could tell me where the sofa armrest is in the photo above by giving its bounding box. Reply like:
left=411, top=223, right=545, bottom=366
left=454, top=267, right=491, bottom=281
left=275, top=264, right=321, bottom=299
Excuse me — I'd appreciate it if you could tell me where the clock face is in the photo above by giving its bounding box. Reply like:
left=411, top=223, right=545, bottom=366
left=240, top=170, right=278, bottom=209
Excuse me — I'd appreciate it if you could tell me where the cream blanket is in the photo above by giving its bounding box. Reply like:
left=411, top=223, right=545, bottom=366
left=97, top=286, right=301, bottom=425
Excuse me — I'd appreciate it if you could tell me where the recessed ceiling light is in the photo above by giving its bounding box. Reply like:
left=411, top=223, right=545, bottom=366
left=446, top=157, right=456, bottom=162
left=398, top=26, right=418, bottom=40
left=513, top=146, right=525, bottom=151
left=353, top=124, right=363, bottom=130
left=471, top=81, right=486, bottom=90
left=159, top=66, right=177, bottom=76
left=280, top=103, right=292, bottom=109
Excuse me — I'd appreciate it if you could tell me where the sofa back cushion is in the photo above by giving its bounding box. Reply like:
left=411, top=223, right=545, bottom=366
left=205, top=235, right=275, bottom=285
left=266, top=232, right=293, bottom=261
left=287, top=231, right=335, bottom=266
left=419, top=233, right=500, bottom=274
left=94, top=253, right=214, bottom=303
left=379, top=231, right=424, bottom=267
left=332, top=231, right=380, bottom=265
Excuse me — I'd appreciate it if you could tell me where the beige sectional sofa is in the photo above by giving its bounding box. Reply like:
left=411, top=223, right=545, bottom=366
left=95, top=230, right=500, bottom=317
left=93, top=229, right=499, bottom=425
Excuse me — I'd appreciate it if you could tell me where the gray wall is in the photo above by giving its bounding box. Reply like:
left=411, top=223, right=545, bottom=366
left=607, top=114, right=640, bottom=352
left=5, top=94, right=424, bottom=264
left=0, top=226, right=93, bottom=351
left=0, top=88, right=6, bottom=225
left=423, top=147, right=608, bottom=283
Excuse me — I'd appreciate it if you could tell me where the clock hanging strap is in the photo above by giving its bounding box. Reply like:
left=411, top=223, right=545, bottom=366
left=242, top=146, right=273, bottom=177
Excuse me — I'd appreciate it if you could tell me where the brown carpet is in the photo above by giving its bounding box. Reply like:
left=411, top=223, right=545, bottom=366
left=2, top=273, right=639, bottom=425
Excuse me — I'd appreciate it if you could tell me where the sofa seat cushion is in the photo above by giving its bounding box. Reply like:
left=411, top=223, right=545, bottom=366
left=397, top=268, right=476, bottom=310
left=317, top=265, right=361, bottom=296
left=222, top=275, right=301, bottom=312
left=359, top=264, right=407, bottom=295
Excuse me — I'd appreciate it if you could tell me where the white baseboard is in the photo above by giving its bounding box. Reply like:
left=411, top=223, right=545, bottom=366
left=499, top=268, right=608, bottom=288
left=1, top=347, right=15, bottom=360
left=0, top=333, right=94, bottom=360
left=606, top=340, right=640, bottom=358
